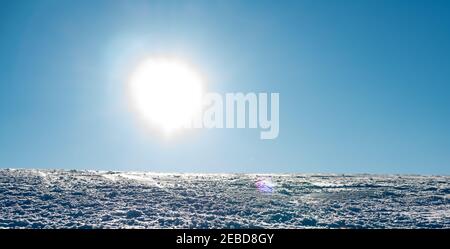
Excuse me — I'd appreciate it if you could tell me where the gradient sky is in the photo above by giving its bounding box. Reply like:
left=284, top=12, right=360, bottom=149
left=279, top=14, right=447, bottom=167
left=1, top=0, right=449, bottom=174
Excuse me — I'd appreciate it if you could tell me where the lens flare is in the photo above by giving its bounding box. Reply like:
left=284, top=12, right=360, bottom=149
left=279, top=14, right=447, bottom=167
left=255, top=177, right=276, bottom=193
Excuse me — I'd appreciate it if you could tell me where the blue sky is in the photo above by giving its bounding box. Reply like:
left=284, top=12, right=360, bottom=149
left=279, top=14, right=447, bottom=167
left=0, top=0, right=449, bottom=174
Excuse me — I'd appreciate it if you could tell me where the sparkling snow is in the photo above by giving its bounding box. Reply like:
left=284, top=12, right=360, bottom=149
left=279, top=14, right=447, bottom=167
left=0, top=169, right=448, bottom=228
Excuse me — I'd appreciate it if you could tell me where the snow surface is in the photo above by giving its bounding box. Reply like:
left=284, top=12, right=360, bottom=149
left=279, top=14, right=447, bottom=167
left=0, top=169, right=449, bottom=228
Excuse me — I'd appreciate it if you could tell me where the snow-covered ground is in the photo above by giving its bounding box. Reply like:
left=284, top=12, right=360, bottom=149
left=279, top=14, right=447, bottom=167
left=0, top=169, right=449, bottom=228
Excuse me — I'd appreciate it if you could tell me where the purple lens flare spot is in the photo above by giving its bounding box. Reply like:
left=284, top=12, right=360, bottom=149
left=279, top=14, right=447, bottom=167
left=255, top=177, right=276, bottom=193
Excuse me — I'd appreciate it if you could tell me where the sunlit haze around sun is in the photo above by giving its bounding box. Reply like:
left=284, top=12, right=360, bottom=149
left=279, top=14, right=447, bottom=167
left=128, top=58, right=204, bottom=135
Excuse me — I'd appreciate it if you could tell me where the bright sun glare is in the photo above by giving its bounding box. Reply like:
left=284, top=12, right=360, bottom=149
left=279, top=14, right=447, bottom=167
left=129, top=58, right=204, bottom=135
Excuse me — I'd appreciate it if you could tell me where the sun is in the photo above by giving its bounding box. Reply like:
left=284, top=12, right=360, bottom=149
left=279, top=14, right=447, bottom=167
left=128, top=58, right=204, bottom=134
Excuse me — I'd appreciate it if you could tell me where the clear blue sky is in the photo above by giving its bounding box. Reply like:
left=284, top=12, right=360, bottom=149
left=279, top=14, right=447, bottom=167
left=1, top=0, right=449, bottom=174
